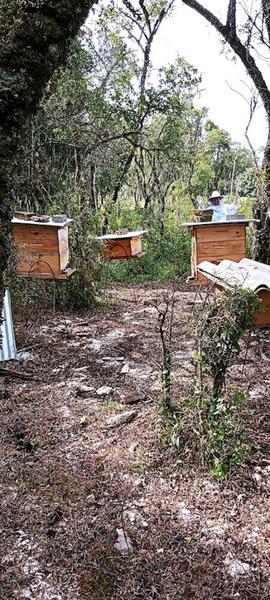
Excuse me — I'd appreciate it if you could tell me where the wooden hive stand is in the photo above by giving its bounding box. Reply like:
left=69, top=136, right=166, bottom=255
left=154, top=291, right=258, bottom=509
left=12, top=216, right=75, bottom=280
left=97, top=230, right=147, bottom=260
left=182, top=219, right=256, bottom=283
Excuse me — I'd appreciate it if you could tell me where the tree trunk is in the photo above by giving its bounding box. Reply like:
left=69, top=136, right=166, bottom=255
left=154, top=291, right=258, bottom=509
left=181, top=0, right=270, bottom=262
left=0, top=0, right=96, bottom=304
left=160, top=196, right=165, bottom=238
left=253, top=130, right=270, bottom=262
left=89, top=162, right=98, bottom=213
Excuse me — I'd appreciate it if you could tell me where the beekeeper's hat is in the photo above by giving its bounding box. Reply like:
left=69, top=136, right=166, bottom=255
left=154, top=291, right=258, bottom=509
left=209, top=190, right=222, bottom=200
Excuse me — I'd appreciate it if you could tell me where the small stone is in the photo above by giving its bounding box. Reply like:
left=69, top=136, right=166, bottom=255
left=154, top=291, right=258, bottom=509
left=123, top=507, right=148, bottom=528
left=80, top=415, right=89, bottom=426
left=16, top=351, right=33, bottom=361
left=131, top=351, right=143, bottom=360
left=224, top=553, right=250, bottom=578
left=236, top=494, right=246, bottom=502
left=60, top=406, right=72, bottom=418
left=254, top=472, right=262, bottom=484
left=106, top=410, right=137, bottom=429
left=22, top=557, right=40, bottom=576
left=102, top=356, right=124, bottom=362
left=124, top=509, right=137, bottom=524
left=96, top=386, right=113, bottom=396
left=90, top=339, right=103, bottom=351
left=114, top=528, right=134, bottom=553
left=127, top=443, right=139, bottom=453
left=77, top=384, right=95, bottom=394
left=133, top=498, right=146, bottom=508
left=121, top=391, right=146, bottom=405
left=86, top=494, right=96, bottom=504
left=178, top=502, right=191, bottom=520
left=121, top=363, right=129, bottom=374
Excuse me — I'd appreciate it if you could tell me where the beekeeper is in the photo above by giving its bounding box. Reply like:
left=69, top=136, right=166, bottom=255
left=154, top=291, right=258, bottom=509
left=208, top=190, right=237, bottom=222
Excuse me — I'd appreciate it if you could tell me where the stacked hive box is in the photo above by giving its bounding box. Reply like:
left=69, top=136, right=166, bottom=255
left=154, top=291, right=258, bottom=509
left=98, top=230, right=147, bottom=260
left=12, top=218, right=73, bottom=279
left=183, top=220, right=253, bottom=283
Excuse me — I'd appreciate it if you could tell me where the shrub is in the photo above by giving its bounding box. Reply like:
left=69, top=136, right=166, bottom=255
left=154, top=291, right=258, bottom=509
left=166, top=286, right=261, bottom=477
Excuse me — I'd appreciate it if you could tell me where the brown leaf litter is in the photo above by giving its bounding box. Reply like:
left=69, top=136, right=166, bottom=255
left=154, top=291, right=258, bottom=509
left=0, top=283, right=269, bottom=599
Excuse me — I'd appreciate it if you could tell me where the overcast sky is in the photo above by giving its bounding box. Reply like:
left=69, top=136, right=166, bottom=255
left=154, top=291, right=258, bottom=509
left=151, top=1, right=268, bottom=151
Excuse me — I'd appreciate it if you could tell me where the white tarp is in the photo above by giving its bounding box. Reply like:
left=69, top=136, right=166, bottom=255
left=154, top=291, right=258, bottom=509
left=0, top=290, right=17, bottom=361
left=197, top=258, right=270, bottom=293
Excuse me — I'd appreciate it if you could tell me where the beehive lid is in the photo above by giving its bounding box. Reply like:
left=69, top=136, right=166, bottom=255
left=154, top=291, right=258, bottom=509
left=12, top=217, right=72, bottom=227
left=182, top=219, right=257, bottom=227
left=97, top=229, right=148, bottom=240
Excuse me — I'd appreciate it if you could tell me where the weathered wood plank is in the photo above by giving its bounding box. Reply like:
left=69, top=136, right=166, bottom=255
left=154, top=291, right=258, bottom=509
left=196, top=227, right=246, bottom=243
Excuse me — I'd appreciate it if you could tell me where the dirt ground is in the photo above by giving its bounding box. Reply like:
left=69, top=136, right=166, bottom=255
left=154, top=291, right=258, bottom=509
left=0, top=283, right=270, bottom=600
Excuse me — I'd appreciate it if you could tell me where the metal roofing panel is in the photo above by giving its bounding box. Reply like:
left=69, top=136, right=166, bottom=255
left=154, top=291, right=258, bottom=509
left=197, top=258, right=270, bottom=293
left=0, top=290, right=17, bottom=362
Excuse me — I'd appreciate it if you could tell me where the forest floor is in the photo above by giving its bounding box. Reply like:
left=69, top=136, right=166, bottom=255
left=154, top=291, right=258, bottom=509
left=0, top=283, right=270, bottom=600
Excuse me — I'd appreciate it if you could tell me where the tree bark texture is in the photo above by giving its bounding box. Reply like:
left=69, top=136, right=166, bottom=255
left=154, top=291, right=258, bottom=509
left=253, top=133, right=270, bottom=262
left=0, top=0, right=96, bottom=302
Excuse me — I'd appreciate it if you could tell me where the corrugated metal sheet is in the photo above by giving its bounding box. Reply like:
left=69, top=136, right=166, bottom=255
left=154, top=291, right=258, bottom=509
left=0, top=290, right=17, bottom=361
left=197, top=258, right=270, bottom=293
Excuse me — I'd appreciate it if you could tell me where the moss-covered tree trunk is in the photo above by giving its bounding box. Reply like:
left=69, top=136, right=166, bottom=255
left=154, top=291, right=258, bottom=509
left=253, top=131, right=270, bottom=262
left=0, top=0, right=96, bottom=304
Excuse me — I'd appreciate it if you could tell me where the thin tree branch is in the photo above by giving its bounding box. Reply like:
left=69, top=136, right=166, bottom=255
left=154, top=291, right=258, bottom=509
left=226, top=0, right=237, bottom=32
left=182, top=0, right=270, bottom=121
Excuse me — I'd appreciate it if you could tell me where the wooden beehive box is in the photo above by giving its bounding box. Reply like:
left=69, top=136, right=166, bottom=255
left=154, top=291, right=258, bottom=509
left=12, top=217, right=74, bottom=279
left=183, top=220, right=255, bottom=283
left=255, top=289, right=270, bottom=326
left=98, top=230, right=147, bottom=260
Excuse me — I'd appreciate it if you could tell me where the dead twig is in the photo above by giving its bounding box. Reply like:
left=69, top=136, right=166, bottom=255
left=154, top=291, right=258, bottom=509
left=0, top=367, right=34, bottom=380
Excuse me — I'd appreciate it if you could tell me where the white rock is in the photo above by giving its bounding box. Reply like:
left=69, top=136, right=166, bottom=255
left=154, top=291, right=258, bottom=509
left=60, top=406, right=72, bottom=418
left=224, top=553, right=250, bottom=578
left=249, top=388, right=260, bottom=399
left=127, top=443, right=139, bottom=454
left=133, top=498, right=146, bottom=508
left=106, top=410, right=137, bottom=428
left=102, top=356, right=124, bottom=362
left=178, top=502, right=191, bottom=519
left=90, top=339, right=103, bottom=351
left=67, top=380, right=82, bottom=389
left=123, top=509, right=137, bottom=524
left=106, top=329, right=125, bottom=339
left=236, top=494, right=246, bottom=502
left=96, top=386, right=113, bottom=396
left=16, top=351, right=33, bottom=361
left=123, top=508, right=148, bottom=528
left=253, top=472, right=262, bottom=484
left=114, top=528, right=134, bottom=553
left=22, top=557, right=40, bottom=576
left=230, top=505, right=238, bottom=517
left=121, top=363, right=129, bottom=374
left=78, top=384, right=95, bottom=393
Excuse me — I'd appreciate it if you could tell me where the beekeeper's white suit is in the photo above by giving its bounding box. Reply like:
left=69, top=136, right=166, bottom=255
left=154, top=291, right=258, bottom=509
left=208, top=190, right=237, bottom=222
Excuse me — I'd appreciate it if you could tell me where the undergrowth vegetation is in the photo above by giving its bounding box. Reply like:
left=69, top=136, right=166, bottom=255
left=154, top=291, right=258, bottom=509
left=161, top=286, right=261, bottom=477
